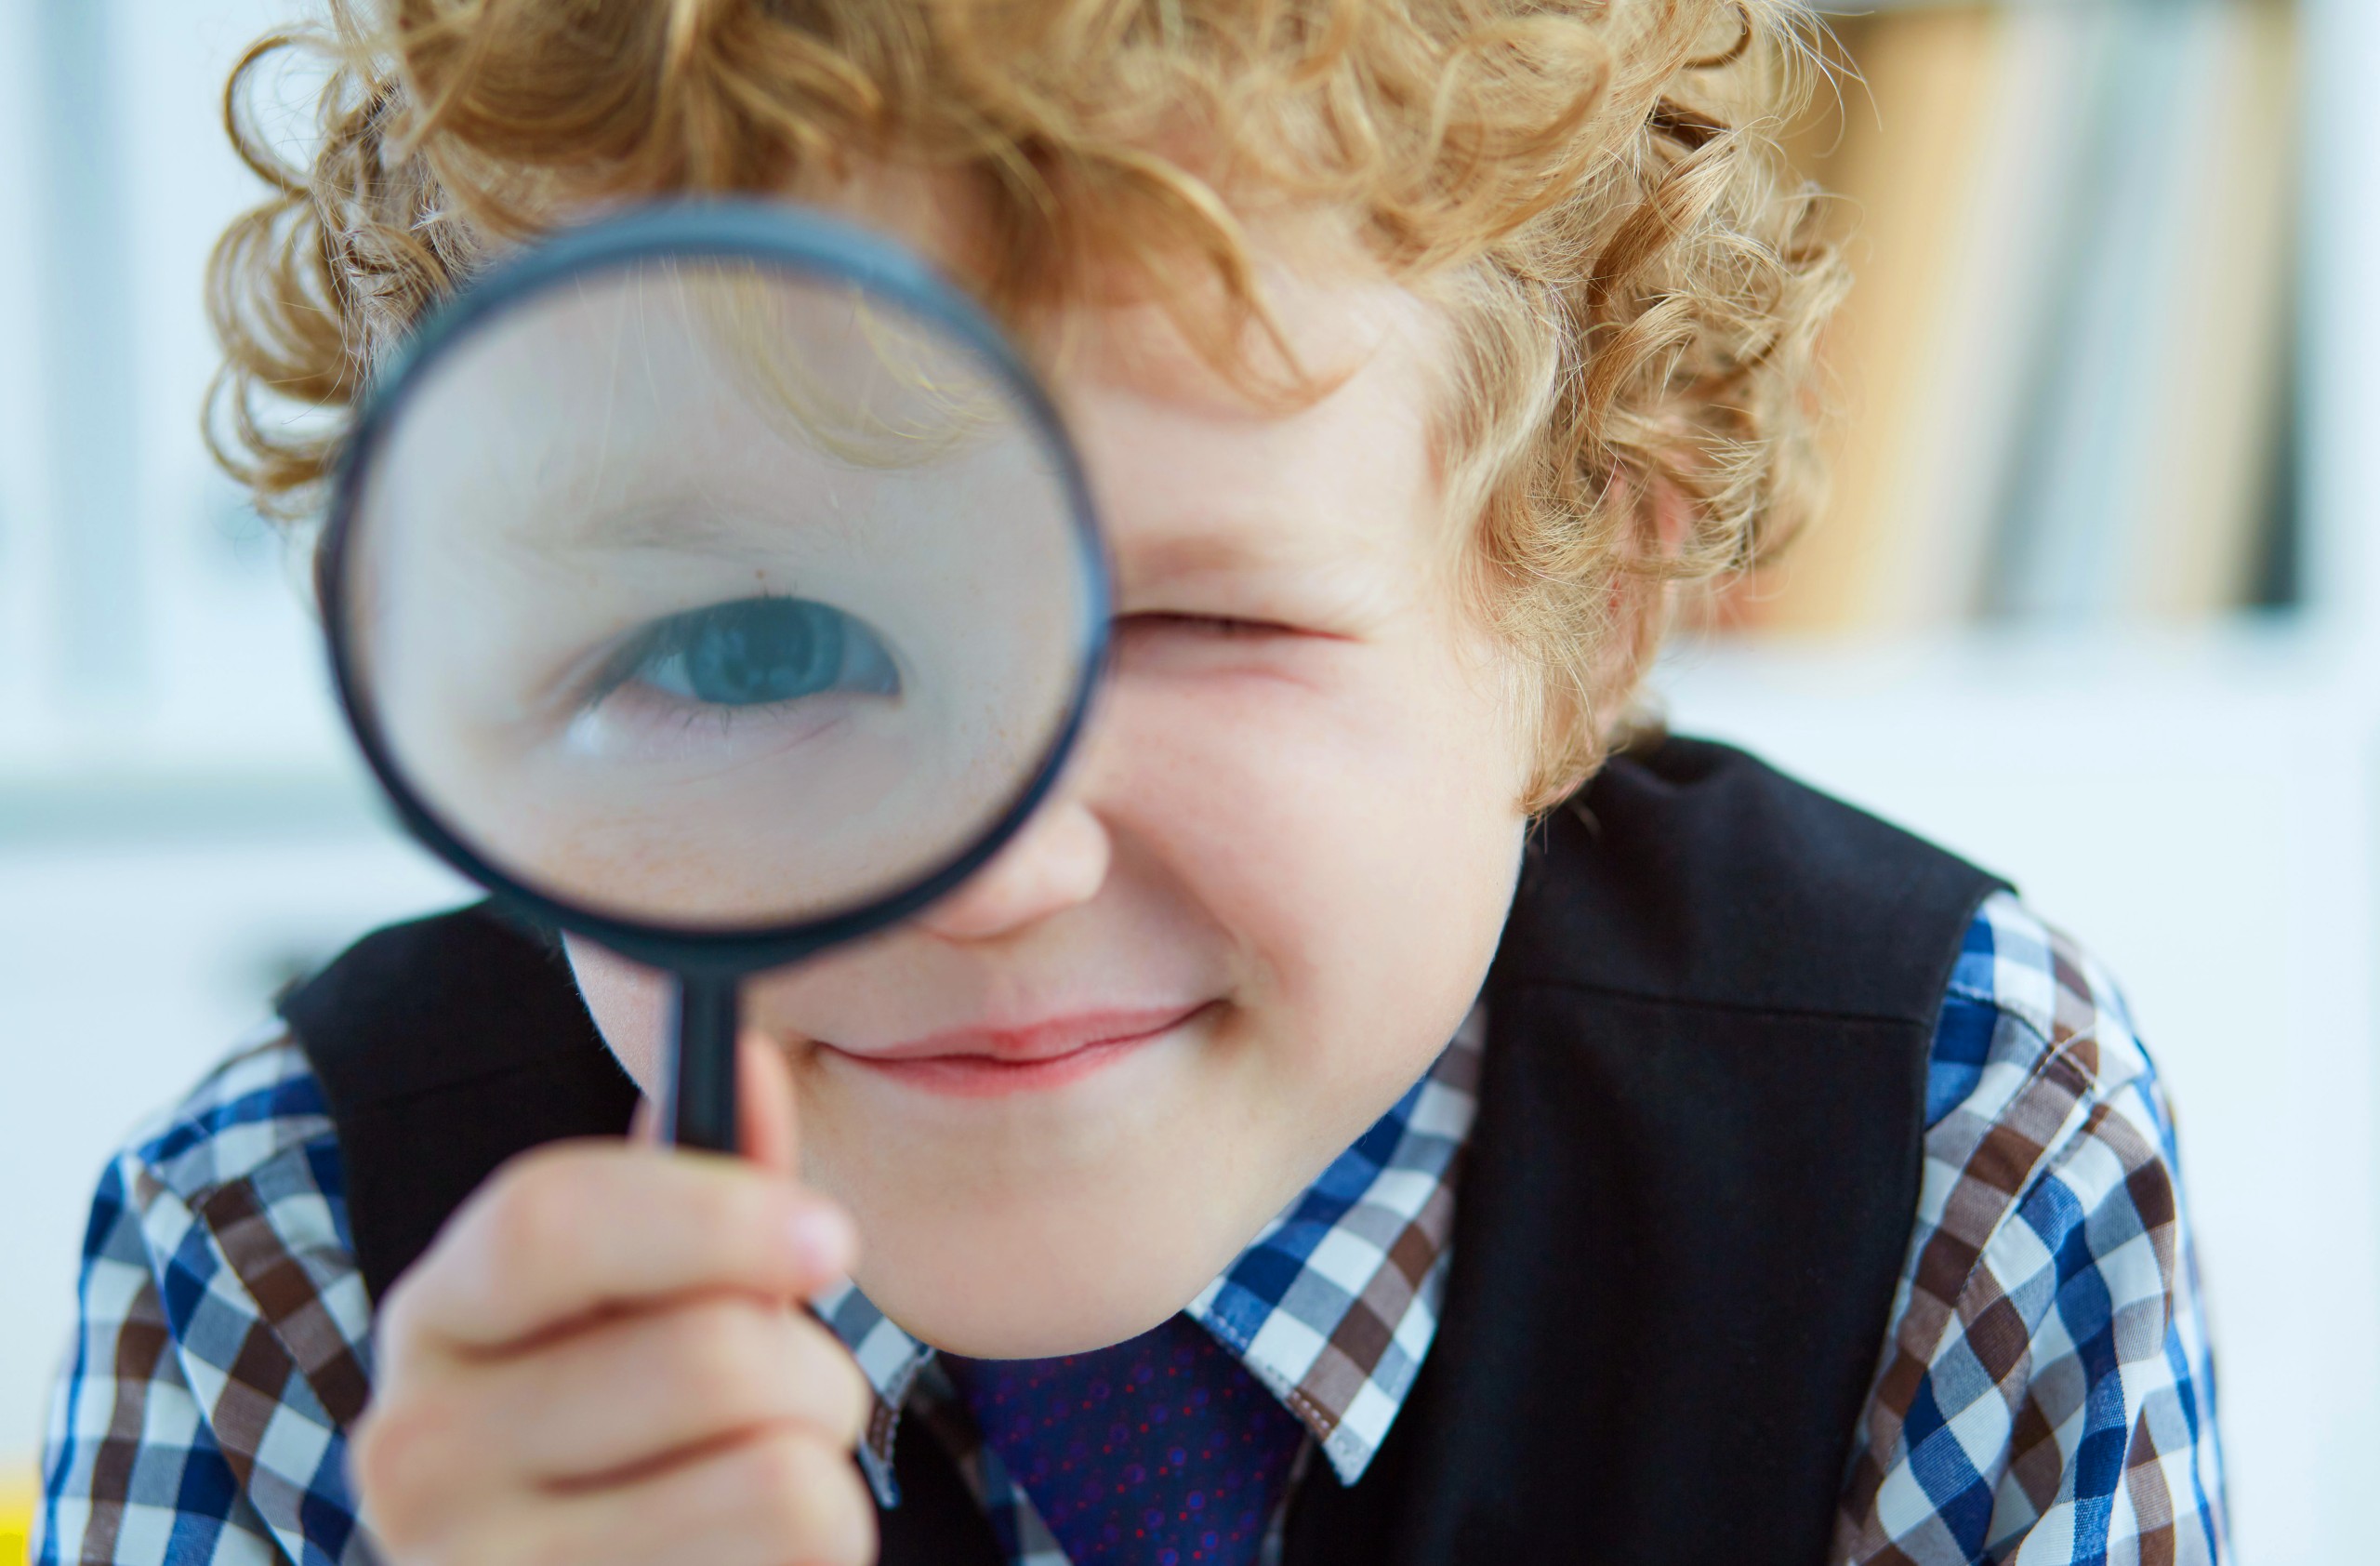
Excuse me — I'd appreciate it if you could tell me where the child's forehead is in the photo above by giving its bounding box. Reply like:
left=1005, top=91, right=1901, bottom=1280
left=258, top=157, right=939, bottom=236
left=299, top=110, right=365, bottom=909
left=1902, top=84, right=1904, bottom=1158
left=1042, top=267, right=1429, bottom=417
left=517, top=172, right=1461, bottom=590
left=1032, top=266, right=1462, bottom=599
left=803, top=170, right=1465, bottom=580
left=807, top=161, right=1438, bottom=414
left=1056, top=304, right=1464, bottom=605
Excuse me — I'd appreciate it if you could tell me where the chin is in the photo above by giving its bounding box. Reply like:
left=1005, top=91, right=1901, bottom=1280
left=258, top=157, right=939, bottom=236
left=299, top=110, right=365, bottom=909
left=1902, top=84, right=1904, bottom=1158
left=886, top=1281, right=1189, bottom=1360
left=835, top=1169, right=1274, bottom=1360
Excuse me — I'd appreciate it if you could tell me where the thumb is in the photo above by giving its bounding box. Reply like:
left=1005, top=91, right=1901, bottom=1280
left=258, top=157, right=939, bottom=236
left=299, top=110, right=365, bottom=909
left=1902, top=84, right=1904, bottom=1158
left=737, top=1030, right=801, bottom=1178
left=628, top=1033, right=800, bottom=1176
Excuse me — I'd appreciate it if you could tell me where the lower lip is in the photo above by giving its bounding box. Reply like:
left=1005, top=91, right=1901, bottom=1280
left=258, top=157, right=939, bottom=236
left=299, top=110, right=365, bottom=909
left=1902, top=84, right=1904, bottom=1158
left=827, top=1012, right=1200, bottom=1099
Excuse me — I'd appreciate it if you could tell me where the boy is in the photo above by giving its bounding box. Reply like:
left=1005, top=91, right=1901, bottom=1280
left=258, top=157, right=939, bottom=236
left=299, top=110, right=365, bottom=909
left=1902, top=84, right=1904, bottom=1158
left=39, top=2, right=2224, bottom=1562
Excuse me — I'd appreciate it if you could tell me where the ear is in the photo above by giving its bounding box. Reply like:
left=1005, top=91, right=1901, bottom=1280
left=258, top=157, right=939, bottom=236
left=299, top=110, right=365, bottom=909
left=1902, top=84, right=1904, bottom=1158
left=1524, top=468, right=1691, bottom=815
left=1597, top=469, right=1691, bottom=625
left=1572, top=471, right=1688, bottom=771
left=1646, top=471, right=1694, bottom=561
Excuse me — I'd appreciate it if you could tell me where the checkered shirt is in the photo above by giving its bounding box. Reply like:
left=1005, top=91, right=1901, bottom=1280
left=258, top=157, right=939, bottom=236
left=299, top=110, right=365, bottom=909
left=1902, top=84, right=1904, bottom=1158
left=38, top=893, right=2225, bottom=1565
left=1833, top=892, right=2227, bottom=1563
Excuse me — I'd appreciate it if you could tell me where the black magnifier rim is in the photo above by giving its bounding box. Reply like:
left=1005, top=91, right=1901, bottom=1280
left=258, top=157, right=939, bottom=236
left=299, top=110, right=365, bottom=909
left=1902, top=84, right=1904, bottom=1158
left=319, top=199, right=1111, bottom=976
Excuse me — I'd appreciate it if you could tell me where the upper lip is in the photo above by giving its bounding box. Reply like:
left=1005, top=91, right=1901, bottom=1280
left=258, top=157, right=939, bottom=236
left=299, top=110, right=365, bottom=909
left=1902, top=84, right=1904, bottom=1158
left=833, top=1002, right=1210, bottom=1064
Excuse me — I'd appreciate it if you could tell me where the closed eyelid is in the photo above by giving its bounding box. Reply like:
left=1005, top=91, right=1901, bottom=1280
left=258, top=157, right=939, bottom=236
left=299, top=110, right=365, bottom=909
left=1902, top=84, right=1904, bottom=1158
left=1118, top=611, right=1289, bottom=635
left=1122, top=536, right=1338, bottom=583
left=1117, top=533, right=1376, bottom=606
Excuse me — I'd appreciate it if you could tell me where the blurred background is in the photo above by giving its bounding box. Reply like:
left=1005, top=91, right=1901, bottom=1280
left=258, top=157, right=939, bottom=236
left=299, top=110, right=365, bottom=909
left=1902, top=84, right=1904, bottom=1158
left=1, top=0, right=2373, bottom=1559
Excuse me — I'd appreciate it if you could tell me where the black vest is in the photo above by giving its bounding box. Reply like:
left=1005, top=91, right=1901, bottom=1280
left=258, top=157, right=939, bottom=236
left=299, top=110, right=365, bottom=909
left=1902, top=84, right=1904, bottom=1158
left=284, top=737, right=2004, bottom=1565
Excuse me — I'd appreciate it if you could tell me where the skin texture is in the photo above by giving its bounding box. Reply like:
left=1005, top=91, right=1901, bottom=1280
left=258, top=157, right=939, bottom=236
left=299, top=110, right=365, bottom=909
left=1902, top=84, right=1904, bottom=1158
left=567, top=219, right=1540, bottom=1358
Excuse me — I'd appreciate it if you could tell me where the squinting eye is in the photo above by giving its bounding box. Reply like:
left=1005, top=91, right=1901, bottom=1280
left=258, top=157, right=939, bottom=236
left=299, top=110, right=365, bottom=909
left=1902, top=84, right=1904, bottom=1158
left=1117, top=612, right=1282, bottom=638
left=605, top=596, right=899, bottom=710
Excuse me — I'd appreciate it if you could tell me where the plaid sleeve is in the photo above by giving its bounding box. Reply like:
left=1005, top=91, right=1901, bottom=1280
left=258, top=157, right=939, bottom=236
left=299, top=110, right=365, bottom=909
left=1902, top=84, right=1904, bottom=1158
left=1835, top=893, right=2228, bottom=1565
left=37, top=1030, right=379, bottom=1566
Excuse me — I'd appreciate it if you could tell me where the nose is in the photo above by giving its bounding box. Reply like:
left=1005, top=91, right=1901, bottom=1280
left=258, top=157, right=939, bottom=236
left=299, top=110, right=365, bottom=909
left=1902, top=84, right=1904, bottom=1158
left=913, top=794, right=1113, bottom=943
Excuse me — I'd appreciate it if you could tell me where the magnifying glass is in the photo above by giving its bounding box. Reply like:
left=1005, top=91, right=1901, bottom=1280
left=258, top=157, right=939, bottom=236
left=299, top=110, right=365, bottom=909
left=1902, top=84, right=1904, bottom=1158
left=318, top=202, right=1108, bottom=1153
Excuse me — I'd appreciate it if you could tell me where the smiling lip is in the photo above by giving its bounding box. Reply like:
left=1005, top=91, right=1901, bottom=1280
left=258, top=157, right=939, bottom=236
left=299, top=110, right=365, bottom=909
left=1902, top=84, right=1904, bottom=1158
left=824, top=1003, right=1210, bottom=1098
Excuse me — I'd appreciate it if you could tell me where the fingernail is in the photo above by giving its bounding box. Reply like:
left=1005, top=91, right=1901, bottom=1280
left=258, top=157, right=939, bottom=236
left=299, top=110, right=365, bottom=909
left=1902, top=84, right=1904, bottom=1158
left=788, top=1205, right=854, bottom=1276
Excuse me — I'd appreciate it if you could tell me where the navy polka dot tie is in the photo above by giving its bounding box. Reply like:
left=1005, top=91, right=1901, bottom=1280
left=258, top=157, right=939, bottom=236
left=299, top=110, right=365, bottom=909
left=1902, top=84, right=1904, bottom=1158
left=945, top=1313, right=1310, bottom=1564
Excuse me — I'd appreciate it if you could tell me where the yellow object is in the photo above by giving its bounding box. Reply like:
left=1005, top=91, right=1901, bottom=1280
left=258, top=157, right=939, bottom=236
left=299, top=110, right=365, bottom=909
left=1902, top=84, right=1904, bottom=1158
left=0, top=1467, right=33, bottom=1565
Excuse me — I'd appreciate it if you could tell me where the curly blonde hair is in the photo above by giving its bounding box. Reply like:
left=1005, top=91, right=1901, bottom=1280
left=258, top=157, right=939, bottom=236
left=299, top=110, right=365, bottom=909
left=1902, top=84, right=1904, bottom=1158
left=209, top=0, right=1844, bottom=809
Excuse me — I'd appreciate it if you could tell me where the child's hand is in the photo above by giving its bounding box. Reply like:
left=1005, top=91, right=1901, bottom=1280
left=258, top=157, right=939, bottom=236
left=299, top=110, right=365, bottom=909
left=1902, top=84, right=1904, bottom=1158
left=351, top=1035, right=876, bottom=1566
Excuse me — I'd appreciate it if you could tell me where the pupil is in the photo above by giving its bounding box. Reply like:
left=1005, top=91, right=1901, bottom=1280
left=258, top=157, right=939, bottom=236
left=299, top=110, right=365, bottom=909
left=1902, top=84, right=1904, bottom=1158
left=685, top=599, right=839, bottom=705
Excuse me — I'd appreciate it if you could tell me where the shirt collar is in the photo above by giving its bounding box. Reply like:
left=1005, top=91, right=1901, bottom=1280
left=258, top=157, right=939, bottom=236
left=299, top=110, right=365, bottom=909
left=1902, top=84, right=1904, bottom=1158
left=810, top=1003, right=1485, bottom=1502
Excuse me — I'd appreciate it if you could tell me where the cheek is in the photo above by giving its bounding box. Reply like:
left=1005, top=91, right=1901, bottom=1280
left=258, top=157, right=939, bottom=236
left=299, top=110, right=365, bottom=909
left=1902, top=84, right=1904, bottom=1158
left=561, top=936, right=673, bottom=1094
left=1101, top=636, right=1527, bottom=1079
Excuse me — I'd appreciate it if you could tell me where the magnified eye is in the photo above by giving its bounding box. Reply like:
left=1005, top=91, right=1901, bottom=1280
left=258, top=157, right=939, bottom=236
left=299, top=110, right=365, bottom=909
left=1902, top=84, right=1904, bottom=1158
left=608, top=596, right=899, bottom=710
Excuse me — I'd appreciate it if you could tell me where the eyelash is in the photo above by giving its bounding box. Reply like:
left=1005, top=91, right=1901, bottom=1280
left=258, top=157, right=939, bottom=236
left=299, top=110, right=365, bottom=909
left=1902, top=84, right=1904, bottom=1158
left=1118, top=612, right=1285, bottom=639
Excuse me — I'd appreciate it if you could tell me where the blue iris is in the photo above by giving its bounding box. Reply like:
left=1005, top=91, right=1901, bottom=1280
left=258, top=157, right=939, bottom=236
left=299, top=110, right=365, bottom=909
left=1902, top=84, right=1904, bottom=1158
left=618, top=596, right=898, bottom=708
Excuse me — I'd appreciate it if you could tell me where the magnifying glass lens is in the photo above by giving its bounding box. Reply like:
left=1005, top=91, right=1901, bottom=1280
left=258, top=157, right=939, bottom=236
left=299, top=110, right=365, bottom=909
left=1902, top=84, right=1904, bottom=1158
left=337, top=255, right=1094, bottom=933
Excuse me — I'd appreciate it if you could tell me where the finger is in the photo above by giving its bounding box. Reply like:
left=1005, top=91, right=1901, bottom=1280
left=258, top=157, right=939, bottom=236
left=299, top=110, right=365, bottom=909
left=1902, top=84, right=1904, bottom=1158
left=475, top=1428, right=876, bottom=1566
left=739, top=1031, right=800, bottom=1179
left=635, top=1037, right=793, bottom=1163
left=464, top=1295, right=872, bottom=1484
left=380, top=1140, right=856, bottom=1360
left=638, top=1035, right=792, bottom=1164
left=353, top=1387, right=514, bottom=1541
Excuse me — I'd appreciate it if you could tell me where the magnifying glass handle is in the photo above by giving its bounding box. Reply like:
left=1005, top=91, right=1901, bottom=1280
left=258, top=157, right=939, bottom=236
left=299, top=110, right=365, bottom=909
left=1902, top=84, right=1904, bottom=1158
left=664, top=973, right=741, bottom=1152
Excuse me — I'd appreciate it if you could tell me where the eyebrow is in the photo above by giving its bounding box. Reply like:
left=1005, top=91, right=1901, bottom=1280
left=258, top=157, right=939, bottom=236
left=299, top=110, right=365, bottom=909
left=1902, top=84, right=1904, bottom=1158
left=497, top=419, right=1031, bottom=558
left=549, top=498, right=840, bottom=555
left=478, top=487, right=795, bottom=565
